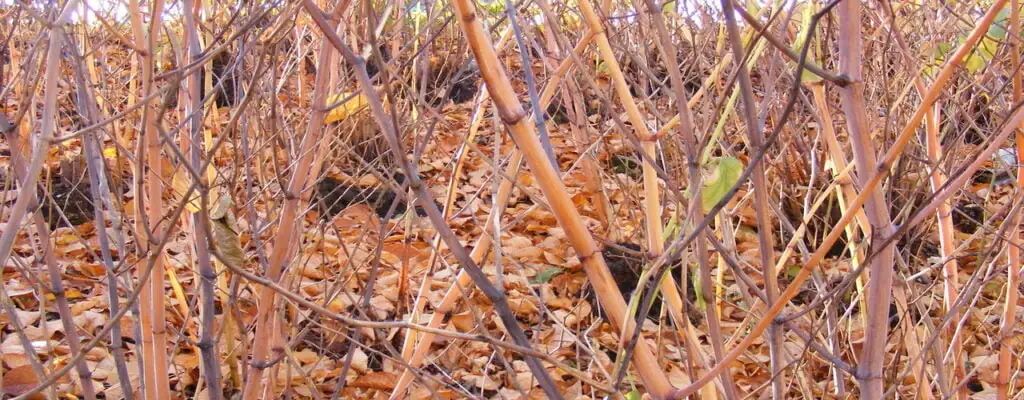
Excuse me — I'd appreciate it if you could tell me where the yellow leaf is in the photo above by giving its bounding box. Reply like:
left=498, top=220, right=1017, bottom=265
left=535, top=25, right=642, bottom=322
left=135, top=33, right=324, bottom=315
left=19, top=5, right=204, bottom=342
left=324, top=92, right=368, bottom=124
left=702, top=157, right=743, bottom=213
left=46, top=288, right=83, bottom=302
left=171, top=169, right=201, bottom=213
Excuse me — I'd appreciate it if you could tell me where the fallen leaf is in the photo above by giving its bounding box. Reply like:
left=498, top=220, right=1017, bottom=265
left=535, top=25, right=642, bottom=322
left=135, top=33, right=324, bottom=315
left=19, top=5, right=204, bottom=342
left=450, top=311, right=475, bottom=332
left=350, top=371, right=397, bottom=390
left=531, top=267, right=563, bottom=284
left=2, top=365, right=42, bottom=398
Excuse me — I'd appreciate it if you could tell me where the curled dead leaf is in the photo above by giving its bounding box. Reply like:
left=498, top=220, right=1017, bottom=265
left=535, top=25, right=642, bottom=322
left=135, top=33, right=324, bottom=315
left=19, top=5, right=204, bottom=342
left=450, top=311, right=475, bottom=332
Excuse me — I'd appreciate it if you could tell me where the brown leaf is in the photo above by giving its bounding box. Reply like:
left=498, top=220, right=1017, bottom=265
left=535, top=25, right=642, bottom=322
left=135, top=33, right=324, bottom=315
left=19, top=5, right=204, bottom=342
left=350, top=371, right=397, bottom=390
left=383, top=242, right=422, bottom=262
left=2, top=365, right=42, bottom=398
left=450, top=311, right=475, bottom=332
left=211, top=217, right=245, bottom=269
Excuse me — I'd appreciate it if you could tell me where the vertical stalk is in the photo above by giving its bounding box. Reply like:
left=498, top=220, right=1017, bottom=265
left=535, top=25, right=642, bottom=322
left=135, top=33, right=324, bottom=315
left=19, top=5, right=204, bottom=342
left=0, top=4, right=95, bottom=399
left=923, top=99, right=965, bottom=398
left=1001, top=2, right=1023, bottom=399
left=809, top=83, right=863, bottom=398
left=446, top=0, right=675, bottom=395
left=391, top=19, right=602, bottom=398
left=888, top=11, right=963, bottom=390
left=302, top=1, right=565, bottom=397
left=720, top=0, right=780, bottom=396
left=389, top=152, right=522, bottom=400
left=183, top=0, right=222, bottom=397
left=639, top=0, right=739, bottom=398
left=575, top=0, right=694, bottom=366
left=671, top=1, right=1009, bottom=396
left=240, top=3, right=341, bottom=398
left=64, top=29, right=135, bottom=400
left=834, top=2, right=896, bottom=398
left=127, top=0, right=172, bottom=398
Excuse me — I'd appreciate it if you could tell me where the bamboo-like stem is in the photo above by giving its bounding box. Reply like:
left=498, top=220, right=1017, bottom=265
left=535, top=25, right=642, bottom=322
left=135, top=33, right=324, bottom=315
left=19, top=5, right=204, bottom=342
left=4, top=38, right=99, bottom=400
left=655, top=6, right=780, bottom=141
left=239, top=5, right=338, bottom=397
left=883, top=7, right=963, bottom=389
left=302, top=1, right=565, bottom=397
left=673, top=77, right=1024, bottom=400
left=446, top=0, right=675, bottom=395
left=32, top=198, right=99, bottom=400
left=733, top=5, right=848, bottom=86
left=810, top=83, right=871, bottom=334
left=389, top=151, right=522, bottom=399
left=923, top=99, right=965, bottom=398
left=1000, top=2, right=1023, bottom=399
left=0, top=4, right=98, bottom=399
left=575, top=0, right=695, bottom=379
left=669, top=2, right=1009, bottom=396
left=0, top=0, right=77, bottom=323
left=811, top=82, right=868, bottom=396
left=672, top=90, right=1024, bottom=400
left=564, top=78, right=613, bottom=231
left=637, top=0, right=738, bottom=398
left=808, top=84, right=861, bottom=398
left=307, top=15, right=345, bottom=186
left=392, top=23, right=514, bottom=355
left=394, top=91, right=493, bottom=398
left=219, top=34, right=249, bottom=392
left=834, top=3, right=896, bottom=398
left=891, top=279, right=935, bottom=399
left=63, top=30, right=135, bottom=400
left=720, top=1, right=780, bottom=397
left=10, top=163, right=201, bottom=400
left=392, top=17, right=603, bottom=398
left=532, top=0, right=613, bottom=232
left=182, top=0, right=222, bottom=397
left=127, top=0, right=172, bottom=397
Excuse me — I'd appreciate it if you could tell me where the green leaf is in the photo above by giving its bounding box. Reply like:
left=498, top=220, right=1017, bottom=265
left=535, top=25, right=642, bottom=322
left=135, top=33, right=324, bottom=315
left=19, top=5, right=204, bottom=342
left=991, top=7, right=1010, bottom=41
left=595, top=58, right=610, bottom=76
left=794, top=0, right=823, bottom=84
left=701, top=157, right=744, bottom=213
left=962, top=34, right=1001, bottom=74
left=482, top=0, right=505, bottom=15
left=935, top=41, right=954, bottom=59
left=692, top=266, right=705, bottom=309
left=786, top=264, right=801, bottom=280
left=964, top=53, right=986, bottom=74
left=662, top=210, right=679, bottom=242
left=409, top=4, right=428, bottom=28
left=626, top=389, right=642, bottom=400
left=661, top=0, right=675, bottom=14
left=531, top=267, right=563, bottom=284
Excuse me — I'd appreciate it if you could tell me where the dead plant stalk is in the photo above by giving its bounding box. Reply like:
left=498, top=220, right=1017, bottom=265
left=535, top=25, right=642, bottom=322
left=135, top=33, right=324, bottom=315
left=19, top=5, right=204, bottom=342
left=238, top=3, right=342, bottom=397
left=721, top=1, right=781, bottom=397
left=127, top=0, right=173, bottom=397
left=1002, top=1, right=1024, bottom=398
left=301, top=0, right=565, bottom=397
